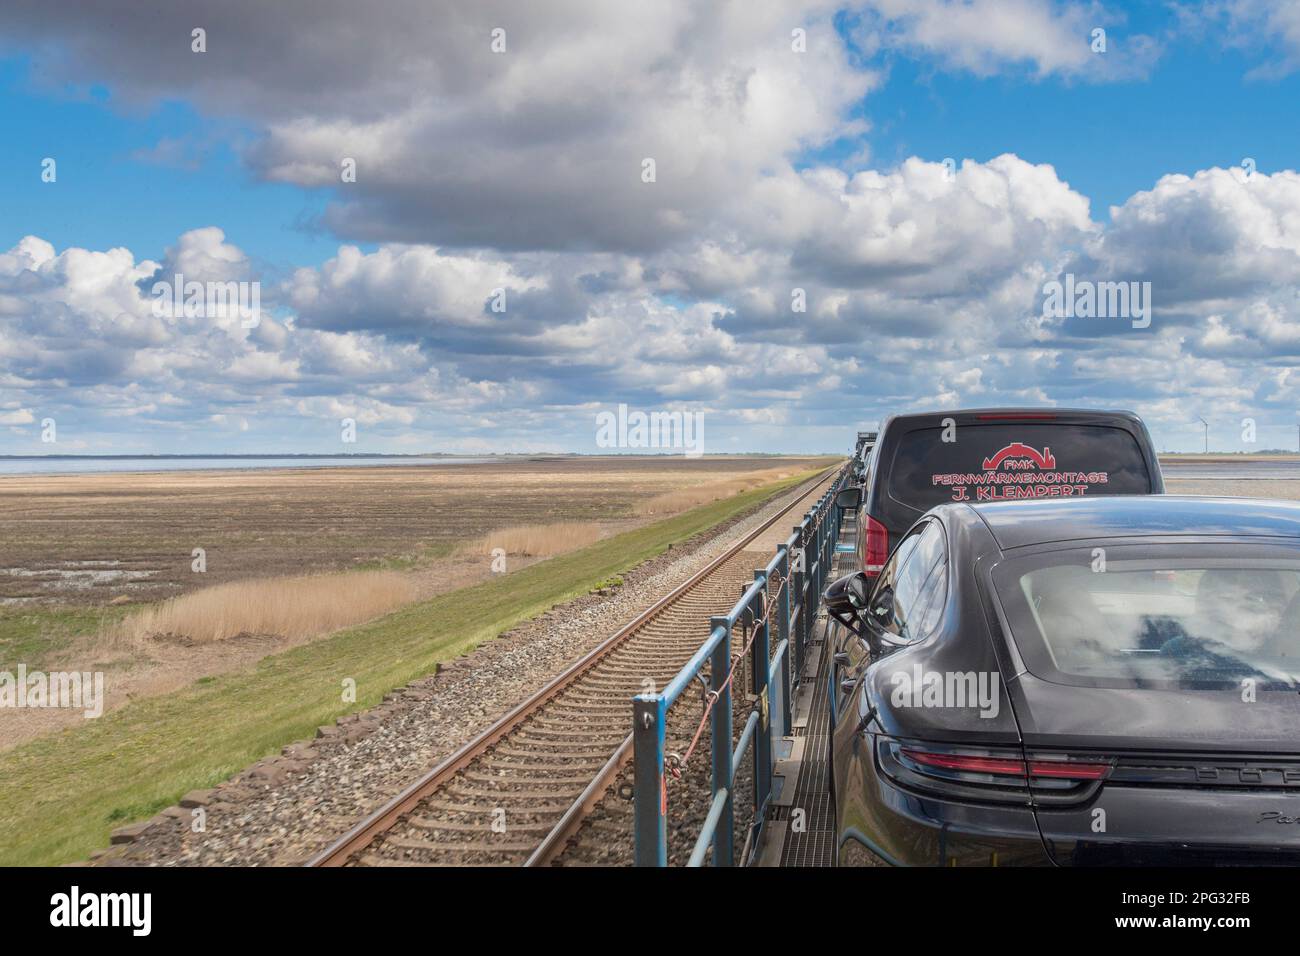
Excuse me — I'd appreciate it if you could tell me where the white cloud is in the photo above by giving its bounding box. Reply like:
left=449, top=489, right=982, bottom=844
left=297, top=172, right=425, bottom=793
left=0, top=407, right=35, bottom=425
left=6, top=147, right=1300, bottom=453
left=856, top=0, right=1161, bottom=79
left=0, top=0, right=877, bottom=254
left=1201, top=0, right=1300, bottom=79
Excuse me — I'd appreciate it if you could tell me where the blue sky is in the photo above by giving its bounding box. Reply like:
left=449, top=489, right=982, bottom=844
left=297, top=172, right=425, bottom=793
left=0, top=59, right=343, bottom=272
left=866, top=41, right=1300, bottom=217
left=1, top=1, right=1299, bottom=455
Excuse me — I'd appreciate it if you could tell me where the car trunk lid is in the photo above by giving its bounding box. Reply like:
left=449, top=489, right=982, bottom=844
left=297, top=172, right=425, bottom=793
left=1011, top=675, right=1300, bottom=864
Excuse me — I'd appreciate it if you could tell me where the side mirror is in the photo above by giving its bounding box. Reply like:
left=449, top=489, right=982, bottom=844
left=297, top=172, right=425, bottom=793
left=823, top=571, right=871, bottom=637
left=835, top=486, right=861, bottom=510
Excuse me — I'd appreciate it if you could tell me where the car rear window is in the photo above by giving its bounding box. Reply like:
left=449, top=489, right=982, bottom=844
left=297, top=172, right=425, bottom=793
left=991, top=544, right=1300, bottom=689
left=887, top=423, right=1152, bottom=512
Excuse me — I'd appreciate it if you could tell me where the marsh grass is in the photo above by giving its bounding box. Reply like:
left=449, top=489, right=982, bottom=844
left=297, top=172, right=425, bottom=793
left=632, top=468, right=794, bottom=516
left=469, top=521, right=604, bottom=558
left=106, top=572, right=416, bottom=647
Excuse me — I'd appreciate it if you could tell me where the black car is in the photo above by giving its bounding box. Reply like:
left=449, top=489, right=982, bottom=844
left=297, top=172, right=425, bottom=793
left=825, top=495, right=1300, bottom=866
left=840, top=408, right=1164, bottom=577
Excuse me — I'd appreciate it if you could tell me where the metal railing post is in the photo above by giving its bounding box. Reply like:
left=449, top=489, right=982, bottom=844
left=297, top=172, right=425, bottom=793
left=709, top=614, right=734, bottom=866
left=776, top=545, right=792, bottom=737
left=814, top=509, right=826, bottom=615
left=775, top=544, right=790, bottom=651
left=818, top=502, right=830, bottom=603
left=803, top=516, right=815, bottom=645
left=750, top=571, right=772, bottom=823
left=632, top=692, right=667, bottom=866
left=793, top=521, right=808, bottom=677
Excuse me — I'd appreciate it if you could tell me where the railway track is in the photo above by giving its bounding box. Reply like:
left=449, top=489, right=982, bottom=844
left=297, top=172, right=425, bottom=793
left=309, top=470, right=837, bottom=867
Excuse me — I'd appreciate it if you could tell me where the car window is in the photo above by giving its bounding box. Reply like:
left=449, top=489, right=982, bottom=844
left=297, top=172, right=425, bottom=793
left=886, top=423, right=1152, bottom=513
left=872, top=521, right=944, bottom=642
left=912, top=552, right=948, bottom=640
left=872, top=527, right=922, bottom=602
left=991, top=543, right=1300, bottom=688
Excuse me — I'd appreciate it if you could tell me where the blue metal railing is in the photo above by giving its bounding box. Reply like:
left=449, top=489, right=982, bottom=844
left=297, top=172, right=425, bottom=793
left=632, top=466, right=850, bottom=866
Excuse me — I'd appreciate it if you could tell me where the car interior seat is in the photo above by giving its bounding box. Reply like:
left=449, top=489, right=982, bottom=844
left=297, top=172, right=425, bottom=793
left=1029, top=566, right=1110, bottom=668
left=1184, top=568, right=1290, bottom=662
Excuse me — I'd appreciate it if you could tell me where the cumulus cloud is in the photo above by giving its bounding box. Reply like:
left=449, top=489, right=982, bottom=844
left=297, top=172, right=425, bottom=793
left=7, top=142, right=1300, bottom=454
left=0, top=229, right=481, bottom=449
left=0, top=227, right=834, bottom=451
left=783, top=155, right=1094, bottom=289
left=0, top=0, right=877, bottom=254
left=1047, top=168, right=1300, bottom=365
left=0, top=407, right=35, bottom=426
left=854, top=0, right=1162, bottom=80
left=0, top=1, right=1297, bottom=453
left=286, top=244, right=543, bottom=340
left=1082, top=168, right=1300, bottom=308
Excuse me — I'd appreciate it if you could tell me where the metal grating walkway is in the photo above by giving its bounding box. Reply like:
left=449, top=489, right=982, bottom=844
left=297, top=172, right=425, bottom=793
left=774, top=523, right=858, bottom=867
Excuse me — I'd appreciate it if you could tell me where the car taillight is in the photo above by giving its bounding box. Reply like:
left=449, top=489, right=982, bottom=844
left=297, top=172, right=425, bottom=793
left=903, top=748, right=1112, bottom=781
left=863, top=514, right=888, bottom=576
left=1024, top=756, right=1112, bottom=780
left=901, top=750, right=1025, bottom=776
left=878, top=741, right=1112, bottom=806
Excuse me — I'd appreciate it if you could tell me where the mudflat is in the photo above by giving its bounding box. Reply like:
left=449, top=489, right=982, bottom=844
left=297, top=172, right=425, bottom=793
left=0, top=456, right=827, bottom=606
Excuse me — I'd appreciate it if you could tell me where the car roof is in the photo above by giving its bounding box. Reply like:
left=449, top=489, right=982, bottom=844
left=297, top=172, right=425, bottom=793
left=962, top=495, right=1300, bottom=550
left=881, top=406, right=1142, bottom=428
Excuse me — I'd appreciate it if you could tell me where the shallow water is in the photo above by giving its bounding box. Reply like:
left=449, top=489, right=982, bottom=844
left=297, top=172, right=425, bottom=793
left=0, top=456, right=496, bottom=476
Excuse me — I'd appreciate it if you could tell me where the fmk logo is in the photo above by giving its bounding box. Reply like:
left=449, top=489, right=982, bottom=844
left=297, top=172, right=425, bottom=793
left=982, top=442, right=1056, bottom=472
left=50, top=886, right=151, bottom=936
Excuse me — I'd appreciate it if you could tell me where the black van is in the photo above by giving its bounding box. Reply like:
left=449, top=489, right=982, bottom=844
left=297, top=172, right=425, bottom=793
left=836, top=408, right=1164, bottom=576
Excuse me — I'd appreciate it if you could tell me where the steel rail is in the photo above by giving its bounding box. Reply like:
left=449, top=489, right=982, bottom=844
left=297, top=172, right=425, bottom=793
left=307, top=466, right=835, bottom=867
left=523, top=733, right=632, bottom=867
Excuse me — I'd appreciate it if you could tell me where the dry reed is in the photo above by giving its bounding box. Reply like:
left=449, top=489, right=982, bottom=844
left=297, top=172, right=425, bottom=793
left=108, top=571, right=417, bottom=645
left=469, top=521, right=604, bottom=558
left=632, top=469, right=793, bottom=516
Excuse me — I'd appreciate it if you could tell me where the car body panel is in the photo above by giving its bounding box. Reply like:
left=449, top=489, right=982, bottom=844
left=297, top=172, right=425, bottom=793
left=974, top=495, right=1300, bottom=550
left=831, top=508, right=1044, bottom=864
left=1006, top=672, right=1300, bottom=753
left=1037, top=779, right=1300, bottom=865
